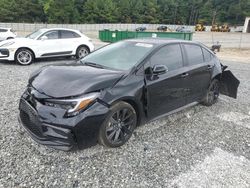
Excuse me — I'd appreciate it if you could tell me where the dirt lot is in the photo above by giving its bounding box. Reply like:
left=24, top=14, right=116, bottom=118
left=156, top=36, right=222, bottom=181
left=217, top=48, right=250, bottom=63
left=0, top=40, right=250, bottom=187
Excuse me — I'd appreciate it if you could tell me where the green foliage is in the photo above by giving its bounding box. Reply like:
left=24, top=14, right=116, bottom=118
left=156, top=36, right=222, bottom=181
left=0, top=0, right=249, bottom=24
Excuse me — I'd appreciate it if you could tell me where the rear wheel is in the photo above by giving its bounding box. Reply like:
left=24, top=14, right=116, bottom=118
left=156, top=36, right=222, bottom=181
left=202, top=79, right=220, bottom=106
left=98, top=102, right=137, bottom=148
left=15, top=48, right=34, bottom=65
left=76, top=46, right=89, bottom=59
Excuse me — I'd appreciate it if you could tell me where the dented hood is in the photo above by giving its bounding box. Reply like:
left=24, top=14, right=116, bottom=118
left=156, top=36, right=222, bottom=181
left=29, top=63, right=124, bottom=98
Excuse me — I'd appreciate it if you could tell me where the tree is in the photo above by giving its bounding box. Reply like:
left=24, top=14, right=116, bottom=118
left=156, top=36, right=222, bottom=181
left=44, top=0, right=80, bottom=23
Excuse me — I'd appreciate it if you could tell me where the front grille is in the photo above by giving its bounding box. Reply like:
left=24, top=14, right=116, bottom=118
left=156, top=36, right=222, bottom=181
left=19, top=99, right=43, bottom=137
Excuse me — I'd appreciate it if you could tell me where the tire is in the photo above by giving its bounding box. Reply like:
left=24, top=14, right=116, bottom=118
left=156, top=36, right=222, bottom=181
left=7, top=37, right=14, bottom=40
left=76, top=46, right=89, bottom=59
left=202, top=79, right=220, bottom=106
left=15, top=48, right=34, bottom=65
left=98, top=102, right=137, bottom=148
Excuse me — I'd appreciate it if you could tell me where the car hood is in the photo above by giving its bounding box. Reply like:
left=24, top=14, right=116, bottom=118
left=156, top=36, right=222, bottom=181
left=0, top=37, right=34, bottom=47
left=29, top=63, right=125, bottom=98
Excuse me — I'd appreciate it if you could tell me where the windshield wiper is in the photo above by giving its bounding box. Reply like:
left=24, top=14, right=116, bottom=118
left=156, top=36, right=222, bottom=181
left=82, top=62, right=105, bottom=69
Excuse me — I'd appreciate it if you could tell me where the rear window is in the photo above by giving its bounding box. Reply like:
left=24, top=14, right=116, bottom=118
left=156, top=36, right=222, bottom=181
left=183, top=44, right=204, bottom=65
left=202, top=48, right=213, bottom=62
left=60, top=30, right=80, bottom=38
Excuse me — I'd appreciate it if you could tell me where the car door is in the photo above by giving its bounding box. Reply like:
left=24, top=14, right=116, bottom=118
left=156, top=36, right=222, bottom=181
left=145, top=43, right=190, bottom=119
left=35, top=30, right=62, bottom=57
left=182, top=43, right=212, bottom=103
left=59, top=30, right=81, bottom=54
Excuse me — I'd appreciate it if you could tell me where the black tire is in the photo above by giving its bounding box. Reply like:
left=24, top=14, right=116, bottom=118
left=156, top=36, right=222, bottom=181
left=202, top=79, right=220, bottom=106
left=98, top=102, right=137, bottom=148
left=15, top=48, right=34, bottom=65
left=76, top=46, right=89, bottom=59
left=7, top=37, right=14, bottom=40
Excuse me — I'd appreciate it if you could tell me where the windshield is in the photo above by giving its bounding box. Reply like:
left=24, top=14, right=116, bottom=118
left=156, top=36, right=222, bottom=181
left=81, top=41, right=155, bottom=70
left=26, top=29, right=46, bottom=39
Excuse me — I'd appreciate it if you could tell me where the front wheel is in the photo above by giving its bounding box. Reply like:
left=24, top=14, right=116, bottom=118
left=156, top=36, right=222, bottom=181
left=76, top=46, right=89, bottom=59
left=202, top=79, right=220, bottom=106
left=98, top=102, right=137, bottom=148
left=15, top=48, right=34, bottom=65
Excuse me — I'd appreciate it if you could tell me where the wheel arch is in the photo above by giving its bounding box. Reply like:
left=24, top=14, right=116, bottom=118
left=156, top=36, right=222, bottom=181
left=15, top=47, right=36, bottom=59
left=76, top=44, right=90, bottom=54
left=212, top=73, right=222, bottom=81
left=110, top=97, right=142, bottom=127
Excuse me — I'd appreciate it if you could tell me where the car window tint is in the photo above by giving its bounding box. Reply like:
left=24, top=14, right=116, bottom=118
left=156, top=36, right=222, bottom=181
left=184, top=44, right=204, bottom=65
left=61, top=30, right=80, bottom=38
left=0, top=29, right=7, bottom=32
left=150, top=44, right=183, bottom=71
left=202, top=48, right=212, bottom=62
left=44, top=31, right=59, bottom=39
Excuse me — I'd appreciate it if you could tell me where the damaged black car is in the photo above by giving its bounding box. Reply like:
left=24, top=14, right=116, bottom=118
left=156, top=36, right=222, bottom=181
left=18, top=39, right=240, bottom=151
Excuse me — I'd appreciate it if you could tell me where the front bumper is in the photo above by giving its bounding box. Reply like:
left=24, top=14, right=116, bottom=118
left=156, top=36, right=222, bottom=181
left=0, top=48, right=15, bottom=61
left=18, top=99, right=76, bottom=151
left=18, top=89, right=109, bottom=151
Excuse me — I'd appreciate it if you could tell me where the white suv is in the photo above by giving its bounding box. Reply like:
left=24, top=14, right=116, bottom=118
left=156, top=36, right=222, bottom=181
left=0, top=28, right=16, bottom=41
left=0, top=28, right=94, bottom=65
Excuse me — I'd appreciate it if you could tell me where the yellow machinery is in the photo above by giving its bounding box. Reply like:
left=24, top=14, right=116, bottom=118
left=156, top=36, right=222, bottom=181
left=195, top=24, right=206, bottom=31
left=211, top=24, right=221, bottom=32
left=220, top=24, right=231, bottom=32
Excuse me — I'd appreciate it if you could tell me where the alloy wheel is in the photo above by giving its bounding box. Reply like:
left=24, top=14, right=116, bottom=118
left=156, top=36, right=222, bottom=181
left=17, top=50, right=32, bottom=65
left=208, top=81, right=219, bottom=104
left=78, top=47, right=89, bottom=58
left=106, top=108, right=135, bottom=145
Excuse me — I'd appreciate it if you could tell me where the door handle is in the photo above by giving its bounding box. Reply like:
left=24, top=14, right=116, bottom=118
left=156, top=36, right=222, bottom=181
left=181, top=72, right=189, bottom=78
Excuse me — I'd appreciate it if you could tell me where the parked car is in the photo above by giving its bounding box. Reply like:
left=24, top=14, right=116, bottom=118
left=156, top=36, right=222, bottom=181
left=157, top=25, right=169, bottom=32
left=176, top=26, right=192, bottom=32
left=0, top=28, right=94, bottom=65
left=136, top=27, right=147, bottom=32
left=0, top=28, right=16, bottom=41
left=18, top=39, right=240, bottom=151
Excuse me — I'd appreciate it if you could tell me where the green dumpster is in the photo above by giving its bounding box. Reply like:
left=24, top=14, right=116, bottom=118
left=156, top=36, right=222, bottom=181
left=99, top=30, right=193, bottom=43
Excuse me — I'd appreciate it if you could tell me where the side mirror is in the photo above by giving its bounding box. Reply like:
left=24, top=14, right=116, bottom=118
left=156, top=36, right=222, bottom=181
left=40, top=36, right=48, bottom=41
left=153, top=64, right=168, bottom=75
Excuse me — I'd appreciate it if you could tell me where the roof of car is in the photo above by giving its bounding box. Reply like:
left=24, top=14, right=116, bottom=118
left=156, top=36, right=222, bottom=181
left=126, top=38, right=198, bottom=45
left=40, top=28, right=80, bottom=32
left=0, top=27, right=11, bottom=30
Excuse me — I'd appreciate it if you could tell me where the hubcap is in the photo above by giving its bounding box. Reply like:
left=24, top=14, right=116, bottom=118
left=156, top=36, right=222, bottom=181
left=17, top=51, right=32, bottom=65
left=106, top=108, right=135, bottom=144
left=78, top=48, right=89, bottom=58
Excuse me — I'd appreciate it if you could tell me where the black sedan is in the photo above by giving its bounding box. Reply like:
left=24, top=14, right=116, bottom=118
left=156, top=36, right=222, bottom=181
left=18, top=39, right=240, bottom=151
left=157, top=25, right=169, bottom=31
left=136, top=27, right=147, bottom=32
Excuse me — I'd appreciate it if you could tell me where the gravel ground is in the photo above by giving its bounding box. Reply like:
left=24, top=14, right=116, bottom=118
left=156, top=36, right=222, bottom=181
left=0, top=56, right=250, bottom=187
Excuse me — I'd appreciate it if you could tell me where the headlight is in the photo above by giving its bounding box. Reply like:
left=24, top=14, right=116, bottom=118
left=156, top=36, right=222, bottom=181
left=44, top=92, right=100, bottom=117
left=0, top=41, right=15, bottom=47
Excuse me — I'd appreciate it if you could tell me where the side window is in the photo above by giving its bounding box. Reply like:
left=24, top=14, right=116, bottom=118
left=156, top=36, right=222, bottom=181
left=202, top=48, right=212, bottom=62
left=43, top=31, right=59, bottom=40
left=183, top=44, right=203, bottom=66
left=61, top=30, right=80, bottom=39
left=150, top=44, right=183, bottom=71
left=0, top=29, right=7, bottom=32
